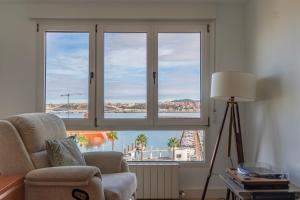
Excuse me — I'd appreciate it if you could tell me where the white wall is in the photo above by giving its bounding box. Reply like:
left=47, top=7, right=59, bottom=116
left=244, top=0, right=300, bottom=184
left=0, top=2, right=245, bottom=197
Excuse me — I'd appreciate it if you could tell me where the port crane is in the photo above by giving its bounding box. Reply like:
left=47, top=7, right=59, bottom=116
left=60, top=93, right=84, bottom=119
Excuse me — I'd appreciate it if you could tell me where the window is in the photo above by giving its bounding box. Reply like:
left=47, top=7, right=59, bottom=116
left=67, top=129, right=205, bottom=162
left=45, top=32, right=90, bottom=119
left=96, top=25, right=153, bottom=128
left=38, top=24, right=96, bottom=128
left=153, top=25, right=210, bottom=127
left=38, top=21, right=212, bottom=162
left=158, top=33, right=201, bottom=119
left=104, top=32, right=148, bottom=119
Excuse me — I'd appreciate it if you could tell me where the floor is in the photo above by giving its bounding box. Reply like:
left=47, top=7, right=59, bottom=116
left=186, top=199, right=224, bottom=200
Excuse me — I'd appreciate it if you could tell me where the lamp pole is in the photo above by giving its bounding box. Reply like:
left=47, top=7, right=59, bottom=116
left=201, top=97, right=244, bottom=200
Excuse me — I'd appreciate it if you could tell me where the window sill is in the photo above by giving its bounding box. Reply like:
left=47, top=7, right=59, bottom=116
left=128, top=161, right=207, bottom=168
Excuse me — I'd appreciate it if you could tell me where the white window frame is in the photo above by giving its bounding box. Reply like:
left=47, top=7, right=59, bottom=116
left=153, top=23, right=210, bottom=128
left=37, top=22, right=96, bottom=129
left=97, top=24, right=153, bottom=130
left=37, top=20, right=212, bottom=131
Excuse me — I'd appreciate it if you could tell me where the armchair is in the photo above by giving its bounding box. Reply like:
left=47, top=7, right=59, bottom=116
left=4, top=113, right=137, bottom=200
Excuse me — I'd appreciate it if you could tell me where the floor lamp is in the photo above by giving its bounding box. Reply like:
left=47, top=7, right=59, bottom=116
left=201, top=71, right=256, bottom=200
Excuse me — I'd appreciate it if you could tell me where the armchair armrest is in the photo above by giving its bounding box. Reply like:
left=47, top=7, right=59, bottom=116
left=25, top=166, right=101, bottom=186
left=83, top=151, right=125, bottom=174
left=25, top=166, right=105, bottom=200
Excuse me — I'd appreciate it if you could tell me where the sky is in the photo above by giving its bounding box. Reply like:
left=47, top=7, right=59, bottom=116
left=45, top=32, right=201, bottom=104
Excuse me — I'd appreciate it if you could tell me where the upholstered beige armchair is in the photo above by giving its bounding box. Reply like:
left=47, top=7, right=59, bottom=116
left=0, top=113, right=137, bottom=200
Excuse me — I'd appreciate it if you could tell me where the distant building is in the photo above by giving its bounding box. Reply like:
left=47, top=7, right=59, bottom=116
left=179, top=130, right=204, bottom=161
left=174, top=148, right=195, bottom=161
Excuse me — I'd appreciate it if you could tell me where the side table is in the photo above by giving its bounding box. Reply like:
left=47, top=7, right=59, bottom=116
left=220, top=174, right=300, bottom=200
left=0, top=176, right=24, bottom=200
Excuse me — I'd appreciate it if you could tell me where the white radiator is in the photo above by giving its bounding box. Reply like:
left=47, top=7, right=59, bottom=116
left=129, top=163, right=179, bottom=199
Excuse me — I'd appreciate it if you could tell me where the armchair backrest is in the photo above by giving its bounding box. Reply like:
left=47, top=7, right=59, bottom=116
left=7, top=113, right=67, bottom=169
left=0, top=120, right=34, bottom=175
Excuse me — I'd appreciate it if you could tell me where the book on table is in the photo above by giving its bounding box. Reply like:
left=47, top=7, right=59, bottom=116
left=226, top=167, right=289, bottom=190
left=237, top=162, right=288, bottom=179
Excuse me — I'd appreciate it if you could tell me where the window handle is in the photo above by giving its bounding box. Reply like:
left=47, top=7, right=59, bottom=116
left=153, top=72, right=157, bottom=85
left=89, top=72, right=94, bottom=84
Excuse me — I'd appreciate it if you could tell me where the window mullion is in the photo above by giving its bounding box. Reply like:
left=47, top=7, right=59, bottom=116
left=149, top=25, right=156, bottom=128
left=152, top=25, right=159, bottom=127
left=86, top=25, right=96, bottom=129
left=96, top=25, right=105, bottom=128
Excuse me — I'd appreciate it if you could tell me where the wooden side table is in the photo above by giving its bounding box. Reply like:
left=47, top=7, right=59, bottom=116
left=0, top=176, right=24, bottom=200
left=220, top=174, right=300, bottom=200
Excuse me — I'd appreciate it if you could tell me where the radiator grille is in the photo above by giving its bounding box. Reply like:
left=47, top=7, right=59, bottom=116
left=130, top=164, right=179, bottom=199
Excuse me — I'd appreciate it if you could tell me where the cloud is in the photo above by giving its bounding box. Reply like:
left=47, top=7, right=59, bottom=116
left=46, top=32, right=89, bottom=51
left=158, top=33, right=201, bottom=68
left=47, top=50, right=88, bottom=77
left=104, top=66, right=201, bottom=102
left=104, top=33, right=147, bottom=68
left=46, top=72, right=88, bottom=104
left=45, top=33, right=89, bottom=103
left=105, top=48, right=146, bottom=69
left=105, top=77, right=147, bottom=102
left=104, top=32, right=147, bottom=50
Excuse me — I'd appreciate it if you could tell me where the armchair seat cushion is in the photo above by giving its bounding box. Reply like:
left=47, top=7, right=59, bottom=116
left=102, top=172, right=137, bottom=200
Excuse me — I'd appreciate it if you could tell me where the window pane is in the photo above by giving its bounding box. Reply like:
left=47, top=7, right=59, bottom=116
left=158, top=33, right=201, bottom=118
left=104, top=33, right=147, bottom=119
left=67, top=130, right=204, bottom=161
left=45, top=32, right=89, bottom=119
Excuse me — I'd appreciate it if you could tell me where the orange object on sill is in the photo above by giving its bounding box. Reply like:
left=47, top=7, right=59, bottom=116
left=0, top=176, right=24, bottom=200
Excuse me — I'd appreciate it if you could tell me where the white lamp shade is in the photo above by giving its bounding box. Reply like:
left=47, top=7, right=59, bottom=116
left=211, top=71, right=256, bottom=102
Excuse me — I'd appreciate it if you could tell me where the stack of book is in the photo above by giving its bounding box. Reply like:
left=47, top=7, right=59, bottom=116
left=224, top=164, right=299, bottom=200
left=225, top=168, right=290, bottom=190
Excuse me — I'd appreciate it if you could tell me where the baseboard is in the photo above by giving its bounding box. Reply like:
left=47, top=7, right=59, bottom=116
left=181, top=187, right=226, bottom=199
